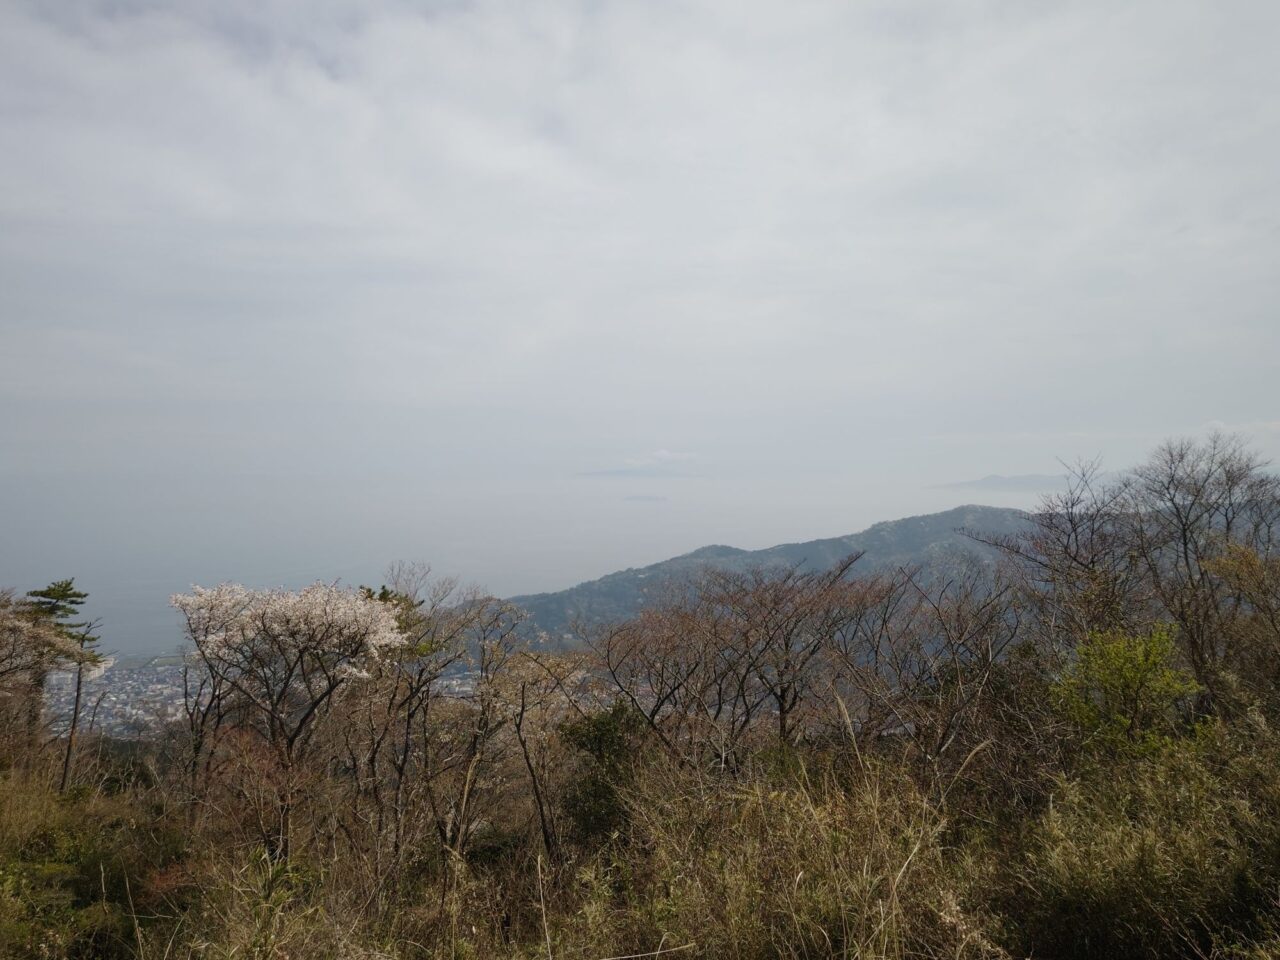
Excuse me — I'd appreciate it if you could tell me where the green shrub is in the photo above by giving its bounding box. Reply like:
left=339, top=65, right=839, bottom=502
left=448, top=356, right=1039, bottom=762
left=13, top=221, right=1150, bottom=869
left=1053, top=625, right=1200, bottom=758
left=0, top=773, right=172, bottom=960
left=1006, top=728, right=1280, bottom=959
left=559, top=701, right=646, bottom=844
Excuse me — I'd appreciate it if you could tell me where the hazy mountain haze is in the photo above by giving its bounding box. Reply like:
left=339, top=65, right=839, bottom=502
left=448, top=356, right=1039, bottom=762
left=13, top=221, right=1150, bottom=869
left=2, top=0, right=1278, bottom=651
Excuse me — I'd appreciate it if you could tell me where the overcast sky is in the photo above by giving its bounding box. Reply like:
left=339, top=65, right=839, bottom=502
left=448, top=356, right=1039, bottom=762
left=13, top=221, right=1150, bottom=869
left=2, top=0, right=1278, bottom=652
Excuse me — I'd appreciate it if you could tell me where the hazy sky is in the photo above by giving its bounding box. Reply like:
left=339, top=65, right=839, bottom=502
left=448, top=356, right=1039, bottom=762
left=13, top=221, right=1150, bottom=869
left=2, top=0, right=1278, bottom=652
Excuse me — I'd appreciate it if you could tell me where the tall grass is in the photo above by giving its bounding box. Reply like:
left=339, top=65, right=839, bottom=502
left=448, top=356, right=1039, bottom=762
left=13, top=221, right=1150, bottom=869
left=535, top=758, right=1004, bottom=960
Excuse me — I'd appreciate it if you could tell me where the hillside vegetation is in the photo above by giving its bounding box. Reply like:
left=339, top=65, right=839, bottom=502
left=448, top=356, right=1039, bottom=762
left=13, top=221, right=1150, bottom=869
left=4, top=434, right=1280, bottom=959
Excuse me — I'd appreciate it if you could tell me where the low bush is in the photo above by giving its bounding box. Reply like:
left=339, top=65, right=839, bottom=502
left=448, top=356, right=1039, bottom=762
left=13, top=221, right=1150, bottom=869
left=550, top=758, right=1004, bottom=960
left=1004, top=724, right=1280, bottom=959
left=0, top=772, right=175, bottom=960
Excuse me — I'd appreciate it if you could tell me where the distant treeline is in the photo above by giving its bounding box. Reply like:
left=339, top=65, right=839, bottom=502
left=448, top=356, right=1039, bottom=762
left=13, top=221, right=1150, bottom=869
left=3, top=432, right=1280, bottom=959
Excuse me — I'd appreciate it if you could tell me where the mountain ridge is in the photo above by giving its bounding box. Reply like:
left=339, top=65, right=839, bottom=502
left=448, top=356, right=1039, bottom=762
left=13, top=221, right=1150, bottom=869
left=510, top=504, right=1031, bottom=640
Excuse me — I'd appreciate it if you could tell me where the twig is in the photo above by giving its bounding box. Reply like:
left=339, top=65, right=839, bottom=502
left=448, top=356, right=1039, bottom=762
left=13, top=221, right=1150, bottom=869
left=597, top=943, right=696, bottom=960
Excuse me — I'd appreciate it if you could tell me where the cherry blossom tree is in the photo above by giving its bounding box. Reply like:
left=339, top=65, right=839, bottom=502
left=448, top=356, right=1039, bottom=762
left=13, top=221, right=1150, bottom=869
left=173, top=582, right=409, bottom=859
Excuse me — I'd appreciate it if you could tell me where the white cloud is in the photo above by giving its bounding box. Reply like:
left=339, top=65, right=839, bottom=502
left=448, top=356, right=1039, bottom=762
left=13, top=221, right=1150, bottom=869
left=1, top=0, right=1277, bottom=648
left=625, top=450, right=695, bottom=467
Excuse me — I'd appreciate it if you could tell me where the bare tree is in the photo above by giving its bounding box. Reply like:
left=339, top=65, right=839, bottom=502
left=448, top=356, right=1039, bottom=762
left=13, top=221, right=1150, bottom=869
left=173, top=583, right=408, bottom=860
left=829, top=564, right=1021, bottom=787
left=1123, top=434, right=1280, bottom=704
left=972, top=459, right=1149, bottom=646
left=975, top=434, right=1280, bottom=714
left=700, top=555, right=863, bottom=746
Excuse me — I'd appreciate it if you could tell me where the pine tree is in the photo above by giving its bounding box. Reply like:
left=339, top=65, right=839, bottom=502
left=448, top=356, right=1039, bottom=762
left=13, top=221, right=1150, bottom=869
left=27, top=579, right=100, bottom=792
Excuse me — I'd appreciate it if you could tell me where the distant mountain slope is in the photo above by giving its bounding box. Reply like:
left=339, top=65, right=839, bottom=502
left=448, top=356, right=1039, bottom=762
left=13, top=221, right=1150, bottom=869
left=510, top=504, right=1031, bottom=641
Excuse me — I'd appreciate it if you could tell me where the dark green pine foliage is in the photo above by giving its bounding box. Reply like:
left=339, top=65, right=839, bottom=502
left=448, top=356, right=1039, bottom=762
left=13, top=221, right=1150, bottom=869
left=27, top=578, right=101, bottom=792
left=26, top=578, right=93, bottom=639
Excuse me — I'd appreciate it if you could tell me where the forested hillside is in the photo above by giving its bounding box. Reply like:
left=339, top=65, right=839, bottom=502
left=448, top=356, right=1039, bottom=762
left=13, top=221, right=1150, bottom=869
left=512, top=504, right=1031, bottom=640
left=5, top=436, right=1280, bottom=959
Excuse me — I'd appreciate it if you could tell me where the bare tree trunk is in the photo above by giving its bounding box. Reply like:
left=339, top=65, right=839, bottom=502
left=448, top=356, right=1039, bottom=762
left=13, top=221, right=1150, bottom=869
left=515, top=682, right=556, bottom=862
left=59, top=659, right=84, bottom=793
